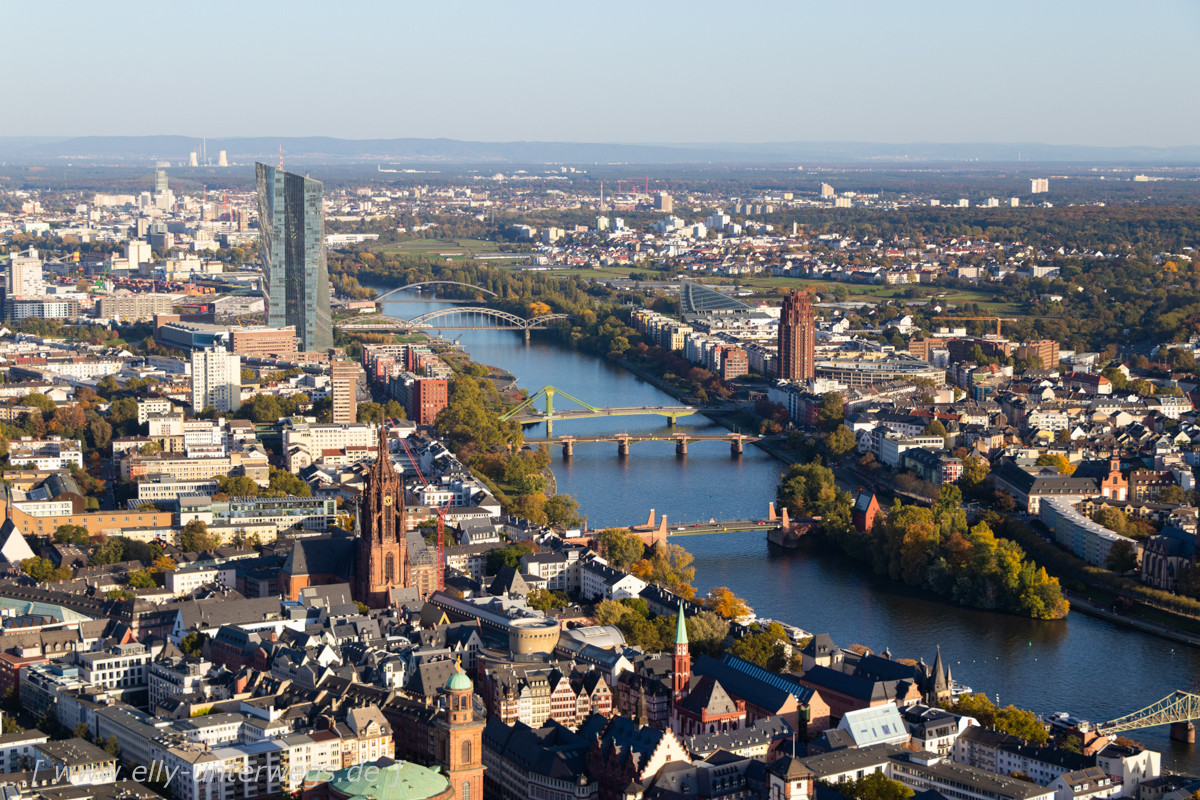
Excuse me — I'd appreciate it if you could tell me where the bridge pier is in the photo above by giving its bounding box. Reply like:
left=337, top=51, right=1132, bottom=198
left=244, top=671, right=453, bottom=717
left=562, top=441, right=573, bottom=459
left=524, top=329, right=530, bottom=344
left=731, top=438, right=743, bottom=456
left=1171, top=722, right=1195, bottom=743
left=675, top=440, right=688, bottom=457
left=666, top=415, right=676, bottom=427
left=617, top=439, right=630, bottom=458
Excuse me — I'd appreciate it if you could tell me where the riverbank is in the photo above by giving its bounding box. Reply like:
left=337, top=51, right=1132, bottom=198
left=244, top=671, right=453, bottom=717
left=1065, top=591, right=1200, bottom=648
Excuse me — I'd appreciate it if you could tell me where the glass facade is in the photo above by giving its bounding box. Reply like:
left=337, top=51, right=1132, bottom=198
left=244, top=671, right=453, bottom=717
left=256, top=163, right=333, bottom=352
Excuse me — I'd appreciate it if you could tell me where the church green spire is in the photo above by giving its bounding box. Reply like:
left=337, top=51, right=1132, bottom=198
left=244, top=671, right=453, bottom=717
left=675, top=602, right=688, bottom=645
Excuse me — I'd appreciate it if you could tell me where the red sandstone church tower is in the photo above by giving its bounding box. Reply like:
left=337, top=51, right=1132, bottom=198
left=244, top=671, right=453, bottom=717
left=355, top=426, right=408, bottom=608
left=672, top=603, right=690, bottom=702
left=778, top=289, right=815, bottom=381
left=435, top=667, right=485, bottom=800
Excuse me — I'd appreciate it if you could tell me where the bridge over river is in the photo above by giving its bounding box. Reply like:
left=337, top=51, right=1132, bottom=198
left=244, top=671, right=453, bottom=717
left=527, top=431, right=778, bottom=457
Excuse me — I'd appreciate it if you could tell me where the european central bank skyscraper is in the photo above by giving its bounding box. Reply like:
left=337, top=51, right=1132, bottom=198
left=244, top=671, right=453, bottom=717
left=255, top=162, right=332, bottom=352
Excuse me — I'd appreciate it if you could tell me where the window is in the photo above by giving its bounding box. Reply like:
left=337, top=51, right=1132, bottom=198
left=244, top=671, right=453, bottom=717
left=461, top=782, right=470, bottom=800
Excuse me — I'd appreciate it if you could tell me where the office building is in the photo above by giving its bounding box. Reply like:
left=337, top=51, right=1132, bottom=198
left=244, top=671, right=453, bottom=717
left=330, top=356, right=359, bottom=424
left=154, top=170, right=168, bottom=194
left=778, top=289, right=815, bottom=381
left=191, top=347, right=242, bottom=413
left=256, top=162, right=332, bottom=352
left=230, top=325, right=298, bottom=361
left=1030, top=178, right=1049, bottom=194
left=655, top=192, right=674, bottom=212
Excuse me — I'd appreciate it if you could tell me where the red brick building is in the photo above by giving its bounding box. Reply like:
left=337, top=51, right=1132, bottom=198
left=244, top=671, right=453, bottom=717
left=409, top=378, right=449, bottom=426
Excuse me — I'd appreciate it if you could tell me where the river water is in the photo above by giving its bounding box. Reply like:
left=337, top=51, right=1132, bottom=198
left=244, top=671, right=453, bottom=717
left=383, top=292, right=1200, bottom=771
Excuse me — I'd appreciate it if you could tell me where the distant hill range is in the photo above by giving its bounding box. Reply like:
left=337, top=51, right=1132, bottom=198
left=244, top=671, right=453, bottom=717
left=1, top=135, right=1198, bottom=165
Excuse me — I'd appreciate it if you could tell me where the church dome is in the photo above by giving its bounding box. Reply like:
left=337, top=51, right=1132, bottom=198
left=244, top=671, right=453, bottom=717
left=324, top=759, right=451, bottom=800
left=446, top=669, right=472, bottom=693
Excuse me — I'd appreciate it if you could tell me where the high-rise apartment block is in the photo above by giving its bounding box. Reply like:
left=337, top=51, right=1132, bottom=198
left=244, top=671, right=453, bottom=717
left=820, top=183, right=835, bottom=198
left=1030, top=178, right=1049, bottom=194
left=655, top=192, right=674, bottom=212
left=9, top=250, right=45, bottom=298
left=191, top=347, right=242, bottom=413
left=256, top=162, right=332, bottom=352
left=330, top=357, right=359, bottom=425
left=777, top=289, right=815, bottom=381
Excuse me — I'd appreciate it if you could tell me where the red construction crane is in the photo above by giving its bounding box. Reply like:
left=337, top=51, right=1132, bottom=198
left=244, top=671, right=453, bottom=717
left=392, top=419, right=448, bottom=590
left=615, top=177, right=652, bottom=195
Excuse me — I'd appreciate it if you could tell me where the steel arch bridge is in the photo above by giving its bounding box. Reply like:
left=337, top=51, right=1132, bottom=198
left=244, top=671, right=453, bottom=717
left=339, top=306, right=567, bottom=332
left=1093, top=690, right=1200, bottom=735
left=374, top=281, right=499, bottom=302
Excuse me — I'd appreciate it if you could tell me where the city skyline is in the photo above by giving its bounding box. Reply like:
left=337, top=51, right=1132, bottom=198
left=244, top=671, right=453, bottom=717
left=3, top=0, right=1197, bottom=148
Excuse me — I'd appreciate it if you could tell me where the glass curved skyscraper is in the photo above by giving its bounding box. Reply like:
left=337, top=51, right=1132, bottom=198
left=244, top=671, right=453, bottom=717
left=256, top=162, right=332, bottom=352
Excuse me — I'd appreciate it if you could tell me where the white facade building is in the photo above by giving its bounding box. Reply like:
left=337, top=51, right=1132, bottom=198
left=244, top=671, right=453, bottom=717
left=191, top=347, right=242, bottom=413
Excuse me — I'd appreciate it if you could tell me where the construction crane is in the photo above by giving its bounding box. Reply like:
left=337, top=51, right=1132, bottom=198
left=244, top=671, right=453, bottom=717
left=616, top=177, right=652, bottom=195
left=933, top=316, right=1020, bottom=337
left=392, top=419, right=449, bottom=591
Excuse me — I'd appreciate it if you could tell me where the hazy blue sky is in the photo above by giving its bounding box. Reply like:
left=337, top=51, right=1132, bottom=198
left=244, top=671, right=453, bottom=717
left=7, top=0, right=1197, bottom=146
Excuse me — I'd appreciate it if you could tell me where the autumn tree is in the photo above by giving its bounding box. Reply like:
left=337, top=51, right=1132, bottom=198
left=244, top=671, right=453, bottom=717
left=960, top=454, right=990, bottom=492
left=833, top=772, right=914, bottom=800
left=596, top=528, right=646, bottom=569
left=358, top=402, right=384, bottom=424
left=729, top=622, right=793, bottom=672
left=485, top=543, right=534, bottom=575
left=685, top=611, right=731, bottom=658
left=776, top=461, right=853, bottom=536
left=816, top=392, right=845, bottom=431
left=21, top=557, right=71, bottom=583
left=1035, top=453, right=1075, bottom=475
left=53, top=524, right=90, bottom=546
left=180, top=520, right=220, bottom=553
left=126, top=570, right=156, bottom=589
left=630, top=542, right=696, bottom=599
left=545, top=494, right=584, bottom=528
left=823, top=425, right=857, bottom=457
left=527, top=588, right=571, bottom=611
left=704, top=586, right=753, bottom=620
left=1106, top=539, right=1138, bottom=573
left=947, top=693, right=1048, bottom=745
left=150, top=555, right=177, bottom=574
left=180, top=631, right=208, bottom=657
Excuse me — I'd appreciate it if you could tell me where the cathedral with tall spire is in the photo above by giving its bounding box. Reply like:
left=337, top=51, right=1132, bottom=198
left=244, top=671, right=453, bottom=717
left=277, top=426, right=438, bottom=604
left=355, top=425, right=409, bottom=607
